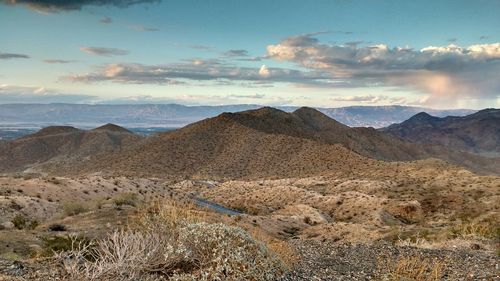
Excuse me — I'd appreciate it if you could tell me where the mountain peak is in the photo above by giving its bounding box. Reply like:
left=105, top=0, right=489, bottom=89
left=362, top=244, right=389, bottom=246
left=30, top=126, right=81, bottom=138
left=92, top=123, right=133, bottom=133
left=242, top=106, right=287, bottom=116
left=293, top=107, right=347, bottom=130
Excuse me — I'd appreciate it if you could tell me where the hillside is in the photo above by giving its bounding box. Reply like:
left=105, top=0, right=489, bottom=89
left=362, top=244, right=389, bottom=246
left=52, top=107, right=385, bottom=178
left=46, top=107, right=496, bottom=178
left=2, top=107, right=497, bottom=177
left=0, top=124, right=141, bottom=173
left=383, top=109, right=500, bottom=157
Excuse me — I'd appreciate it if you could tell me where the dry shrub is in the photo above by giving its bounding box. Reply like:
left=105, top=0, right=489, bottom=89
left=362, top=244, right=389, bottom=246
left=377, top=253, right=448, bottom=281
left=132, top=200, right=206, bottom=231
left=451, top=222, right=498, bottom=239
left=395, top=232, right=432, bottom=248
left=112, top=192, right=139, bottom=207
left=62, top=202, right=88, bottom=216
left=57, top=200, right=287, bottom=280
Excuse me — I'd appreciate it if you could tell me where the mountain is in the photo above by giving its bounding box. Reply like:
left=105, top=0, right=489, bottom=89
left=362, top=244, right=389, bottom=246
left=0, top=124, right=141, bottom=173
left=48, top=107, right=498, bottom=178
left=0, top=103, right=474, bottom=129
left=316, top=105, right=475, bottom=127
left=382, top=109, right=500, bottom=157
left=51, top=107, right=379, bottom=178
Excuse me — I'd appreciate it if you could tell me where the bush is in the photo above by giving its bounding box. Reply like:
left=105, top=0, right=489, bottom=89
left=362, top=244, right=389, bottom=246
left=11, top=214, right=27, bottom=229
left=41, top=235, right=91, bottom=257
left=57, top=201, right=287, bottom=280
left=48, top=224, right=67, bottom=232
left=62, top=202, right=88, bottom=216
left=11, top=214, right=39, bottom=230
left=60, top=223, right=286, bottom=280
left=113, top=192, right=139, bottom=207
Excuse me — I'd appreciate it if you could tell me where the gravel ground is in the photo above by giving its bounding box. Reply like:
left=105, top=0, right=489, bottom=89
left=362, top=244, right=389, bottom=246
left=280, top=240, right=499, bottom=281
left=1, top=240, right=498, bottom=280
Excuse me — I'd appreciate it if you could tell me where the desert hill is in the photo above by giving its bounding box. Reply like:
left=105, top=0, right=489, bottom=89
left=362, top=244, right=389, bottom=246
left=221, top=107, right=424, bottom=161
left=0, top=124, right=141, bottom=173
left=48, top=107, right=497, bottom=178
left=2, top=107, right=498, bottom=176
left=383, top=108, right=500, bottom=157
left=54, top=107, right=386, bottom=178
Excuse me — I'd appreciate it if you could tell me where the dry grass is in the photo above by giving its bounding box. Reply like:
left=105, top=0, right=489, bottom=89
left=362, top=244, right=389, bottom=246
left=250, top=227, right=298, bottom=269
left=131, top=199, right=206, bottom=231
left=451, top=222, right=498, bottom=239
left=377, top=254, right=448, bottom=281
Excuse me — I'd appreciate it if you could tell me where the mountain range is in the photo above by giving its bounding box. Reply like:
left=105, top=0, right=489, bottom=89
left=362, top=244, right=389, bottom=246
left=2, top=107, right=497, bottom=177
left=382, top=108, right=500, bottom=157
left=0, top=103, right=475, bottom=128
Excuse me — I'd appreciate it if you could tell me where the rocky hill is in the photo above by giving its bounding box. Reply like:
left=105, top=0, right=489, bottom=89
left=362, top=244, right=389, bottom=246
left=2, top=107, right=497, bottom=176
left=48, top=107, right=497, bottom=178
left=382, top=109, right=500, bottom=157
left=0, top=124, right=141, bottom=173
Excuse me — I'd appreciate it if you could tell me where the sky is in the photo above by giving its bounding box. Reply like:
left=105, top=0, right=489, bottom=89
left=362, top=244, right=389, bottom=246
left=0, top=0, right=499, bottom=109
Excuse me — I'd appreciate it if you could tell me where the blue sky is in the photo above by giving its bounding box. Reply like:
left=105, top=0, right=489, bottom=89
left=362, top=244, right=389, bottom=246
left=1, top=0, right=499, bottom=109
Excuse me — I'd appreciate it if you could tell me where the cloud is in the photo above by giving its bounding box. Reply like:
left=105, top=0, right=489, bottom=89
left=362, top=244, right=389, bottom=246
left=1, top=0, right=160, bottom=12
left=227, top=93, right=265, bottom=99
left=66, top=60, right=329, bottom=86
left=100, top=16, right=112, bottom=24
left=43, top=59, right=76, bottom=64
left=223, top=49, right=249, bottom=57
left=0, top=84, right=95, bottom=103
left=266, top=34, right=500, bottom=106
left=331, top=95, right=383, bottom=103
left=330, top=94, right=410, bottom=105
left=80, top=46, right=129, bottom=56
left=129, top=25, right=159, bottom=32
left=258, top=65, right=270, bottom=78
left=0, top=52, right=30, bottom=59
left=187, top=45, right=214, bottom=50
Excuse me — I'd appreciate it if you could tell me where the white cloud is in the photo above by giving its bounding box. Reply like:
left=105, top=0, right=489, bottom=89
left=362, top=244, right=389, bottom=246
left=80, top=46, right=129, bottom=56
left=266, top=34, right=500, bottom=106
left=0, top=84, right=96, bottom=103
left=259, top=65, right=270, bottom=77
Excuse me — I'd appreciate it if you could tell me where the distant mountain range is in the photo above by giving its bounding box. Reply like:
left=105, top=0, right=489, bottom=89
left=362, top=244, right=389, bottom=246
left=0, top=103, right=475, bottom=128
left=382, top=108, right=500, bottom=157
left=1, top=107, right=497, bottom=177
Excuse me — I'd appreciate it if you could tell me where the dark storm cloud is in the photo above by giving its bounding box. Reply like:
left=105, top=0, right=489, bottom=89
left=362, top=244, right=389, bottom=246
left=1, top=0, right=160, bottom=12
left=0, top=52, right=30, bottom=59
left=223, top=49, right=249, bottom=57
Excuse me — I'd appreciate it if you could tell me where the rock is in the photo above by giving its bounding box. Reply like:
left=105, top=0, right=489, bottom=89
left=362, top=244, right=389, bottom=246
left=384, top=200, right=424, bottom=224
left=273, top=204, right=331, bottom=225
left=1, top=221, right=15, bottom=230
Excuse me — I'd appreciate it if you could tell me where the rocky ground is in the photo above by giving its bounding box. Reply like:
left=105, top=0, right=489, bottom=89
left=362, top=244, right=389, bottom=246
left=1, top=240, right=498, bottom=281
left=280, top=240, right=499, bottom=281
